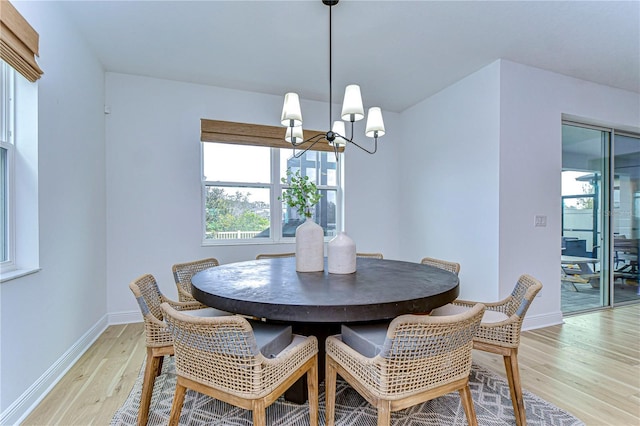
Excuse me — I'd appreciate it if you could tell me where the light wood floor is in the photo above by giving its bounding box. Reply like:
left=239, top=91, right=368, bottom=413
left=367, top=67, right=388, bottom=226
left=22, top=304, right=640, bottom=426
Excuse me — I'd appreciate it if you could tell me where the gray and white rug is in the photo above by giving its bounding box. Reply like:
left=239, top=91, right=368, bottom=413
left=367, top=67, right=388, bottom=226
left=111, top=357, right=584, bottom=425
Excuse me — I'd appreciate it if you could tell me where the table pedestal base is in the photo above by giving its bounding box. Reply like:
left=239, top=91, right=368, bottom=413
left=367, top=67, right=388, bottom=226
left=285, top=323, right=341, bottom=404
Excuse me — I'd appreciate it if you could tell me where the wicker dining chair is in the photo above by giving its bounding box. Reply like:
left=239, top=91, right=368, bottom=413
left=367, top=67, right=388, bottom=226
left=430, top=274, right=543, bottom=426
left=420, top=256, right=461, bottom=275
left=129, top=273, right=232, bottom=426
left=172, top=257, right=220, bottom=303
left=356, top=252, right=384, bottom=259
left=255, top=252, right=296, bottom=259
left=325, top=303, right=485, bottom=426
left=161, top=302, right=319, bottom=426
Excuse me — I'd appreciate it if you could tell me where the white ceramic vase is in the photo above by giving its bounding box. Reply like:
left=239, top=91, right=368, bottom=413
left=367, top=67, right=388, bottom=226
left=295, top=218, right=325, bottom=272
left=328, top=232, right=356, bottom=274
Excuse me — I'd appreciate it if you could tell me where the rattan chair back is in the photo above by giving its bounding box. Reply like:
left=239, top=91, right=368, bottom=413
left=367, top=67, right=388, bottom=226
left=330, top=303, right=484, bottom=397
left=472, top=274, right=542, bottom=348
left=446, top=274, right=543, bottom=426
left=172, top=257, right=220, bottom=302
left=129, top=273, right=173, bottom=348
left=325, top=303, right=485, bottom=426
left=420, top=256, right=461, bottom=275
left=356, top=252, right=384, bottom=259
left=255, top=252, right=295, bottom=259
left=161, top=302, right=319, bottom=426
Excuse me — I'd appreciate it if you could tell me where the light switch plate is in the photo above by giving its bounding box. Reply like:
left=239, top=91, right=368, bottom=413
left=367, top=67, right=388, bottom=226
left=534, top=215, right=547, bottom=227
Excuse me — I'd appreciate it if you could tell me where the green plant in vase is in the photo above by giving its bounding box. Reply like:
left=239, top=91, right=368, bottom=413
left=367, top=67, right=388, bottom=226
left=280, top=168, right=324, bottom=272
left=279, top=169, right=322, bottom=219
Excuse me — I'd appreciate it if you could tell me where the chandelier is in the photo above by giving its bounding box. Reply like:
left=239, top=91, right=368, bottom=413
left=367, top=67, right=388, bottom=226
left=280, top=0, right=386, bottom=159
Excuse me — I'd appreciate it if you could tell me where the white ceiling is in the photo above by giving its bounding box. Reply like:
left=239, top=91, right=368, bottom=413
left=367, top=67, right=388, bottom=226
left=57, top=0, right=640, bottom=113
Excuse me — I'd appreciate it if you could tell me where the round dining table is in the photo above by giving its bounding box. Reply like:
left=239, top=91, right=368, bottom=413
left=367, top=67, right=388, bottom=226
left=191, top=256, right=459, bottom=402
left=191, top=256, right=459, bottom=323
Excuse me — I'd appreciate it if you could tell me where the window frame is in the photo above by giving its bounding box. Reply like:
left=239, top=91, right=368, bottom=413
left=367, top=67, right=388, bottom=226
left=200, top=142, right=342, bottom=246
left=0, top=60, right=16, bottom=270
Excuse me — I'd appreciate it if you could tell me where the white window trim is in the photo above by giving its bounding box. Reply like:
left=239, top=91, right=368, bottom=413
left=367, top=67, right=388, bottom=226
left=0, top=61, right=16, bottom=272
left=0, top=61, right=40, bottom=283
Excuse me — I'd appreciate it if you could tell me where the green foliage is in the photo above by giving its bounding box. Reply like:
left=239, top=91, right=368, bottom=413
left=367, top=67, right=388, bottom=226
left=279, top=169, right=322, bottom=218
left=205, top=187, right=269, bottom=234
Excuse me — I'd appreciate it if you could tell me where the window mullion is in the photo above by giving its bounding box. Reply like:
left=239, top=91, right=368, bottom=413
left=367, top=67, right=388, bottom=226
left=271, top=147, right=282, bottom=242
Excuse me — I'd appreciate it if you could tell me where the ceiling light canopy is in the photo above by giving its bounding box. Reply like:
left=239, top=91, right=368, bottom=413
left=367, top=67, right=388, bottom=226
left=281, top=0, right=385, bottom=160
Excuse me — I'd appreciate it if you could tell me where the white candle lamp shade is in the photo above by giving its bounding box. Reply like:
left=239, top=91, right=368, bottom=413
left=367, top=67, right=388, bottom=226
left=365, top=107, right=385, bottom=138
left=281, top=92, right=303, bottom=127
left=285, top=126, right=304, bottom=144
left=330, top=121, right=347, bottom=147
left=340, top=84, right=364, bottom=122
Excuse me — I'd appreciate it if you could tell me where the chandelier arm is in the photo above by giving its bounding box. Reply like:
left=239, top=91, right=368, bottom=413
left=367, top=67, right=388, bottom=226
left=290, top=132, right=326, bottom=148
left=291, top=133, right=327, bottom=158
left=348, top=137, right=379, bottom=155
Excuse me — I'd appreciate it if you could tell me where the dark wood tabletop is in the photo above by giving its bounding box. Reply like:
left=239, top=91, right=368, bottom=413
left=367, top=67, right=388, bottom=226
left=191, top=257, right=459, bottom=323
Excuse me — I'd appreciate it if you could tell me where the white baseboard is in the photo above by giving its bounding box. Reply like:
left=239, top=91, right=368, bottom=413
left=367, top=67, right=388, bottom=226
left=522, top=310, right=564, bottom=331
left=0, top=315, right=109, bottom=426
left=109, top=310, right=142, bottom=325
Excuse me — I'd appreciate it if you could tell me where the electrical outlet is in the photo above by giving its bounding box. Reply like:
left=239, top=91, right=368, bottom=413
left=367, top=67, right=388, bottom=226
left=534, top=215, right=547, bottom=227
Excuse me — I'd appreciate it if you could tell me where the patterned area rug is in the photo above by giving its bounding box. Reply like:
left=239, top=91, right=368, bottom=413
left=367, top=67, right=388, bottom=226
left=111, top=357, right=584, bottom=426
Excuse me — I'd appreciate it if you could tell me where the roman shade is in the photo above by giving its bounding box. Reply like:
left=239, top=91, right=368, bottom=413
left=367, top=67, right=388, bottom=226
left=201, top=119, right=344, bottom=153
left=0, top=0, right=43, bottom=82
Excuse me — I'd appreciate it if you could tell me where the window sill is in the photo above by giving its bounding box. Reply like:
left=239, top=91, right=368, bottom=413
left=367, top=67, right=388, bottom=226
left=0, top=267, right=41, bottom=283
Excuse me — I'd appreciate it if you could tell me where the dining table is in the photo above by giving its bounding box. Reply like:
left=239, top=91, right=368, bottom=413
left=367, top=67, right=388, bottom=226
left=191, top=256, right=460, bottom=402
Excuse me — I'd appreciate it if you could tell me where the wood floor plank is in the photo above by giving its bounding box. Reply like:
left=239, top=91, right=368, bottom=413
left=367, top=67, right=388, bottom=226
left=22, top=306, right=640, bottom=426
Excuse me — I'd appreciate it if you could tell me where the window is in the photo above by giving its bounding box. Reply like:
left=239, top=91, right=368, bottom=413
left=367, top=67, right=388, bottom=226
left=0, top=2, right=41, bottom=281
left=202, top=143, right=340, bottom=244
left=1, top=60, right=15, bottom=265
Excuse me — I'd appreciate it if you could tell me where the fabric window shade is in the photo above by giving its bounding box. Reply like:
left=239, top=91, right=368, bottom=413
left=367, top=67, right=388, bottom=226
left=201, top=119, right=344, bottom=153
left=0, top=0, right=43, bottom=82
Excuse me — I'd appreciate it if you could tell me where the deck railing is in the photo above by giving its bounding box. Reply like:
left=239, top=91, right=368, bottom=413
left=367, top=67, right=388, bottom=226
left=214, top=230, right=262, bottom=239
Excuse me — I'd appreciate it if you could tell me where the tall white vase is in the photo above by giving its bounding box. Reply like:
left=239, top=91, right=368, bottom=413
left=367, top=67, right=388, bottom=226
left=295, top=218, right=324, bottom=272
left=328, top=232, right=356, bottom=274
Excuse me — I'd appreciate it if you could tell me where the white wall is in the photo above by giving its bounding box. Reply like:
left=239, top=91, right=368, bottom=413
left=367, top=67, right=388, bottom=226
left=498, top=59, right=640, bottom=322
left=398, top=59, right=639, bottom=328
left=105, top=73, right=402, bottom=319
left=398, top=61, right=502, bottom=302
left=0, top=1, right=106, bottom=422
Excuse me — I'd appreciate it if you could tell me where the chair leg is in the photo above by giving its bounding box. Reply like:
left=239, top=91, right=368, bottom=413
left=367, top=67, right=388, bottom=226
left=168, top=381, right=187, bottom=426
left=503, top=349, right=527, bottom=426
left=251, top=399, right=266, bottom=426
left=376, top=399, right=391, bottom=426
left=325, top=356, right=337, bottom=426
left=459, top=383, right=478, bottom=426
left=307, top=355, right=319, bottom=426
left=138, top=350, right=162, bottom=426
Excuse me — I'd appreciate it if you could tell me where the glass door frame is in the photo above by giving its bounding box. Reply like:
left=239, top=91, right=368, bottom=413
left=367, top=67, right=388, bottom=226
left=563, top=120, right=640, bottom=312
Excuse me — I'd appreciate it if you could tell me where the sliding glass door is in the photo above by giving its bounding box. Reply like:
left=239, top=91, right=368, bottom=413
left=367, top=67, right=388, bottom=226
left=612, top=133, right=640, bottom=305
left=561, top=123, right=640, bottom=314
